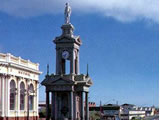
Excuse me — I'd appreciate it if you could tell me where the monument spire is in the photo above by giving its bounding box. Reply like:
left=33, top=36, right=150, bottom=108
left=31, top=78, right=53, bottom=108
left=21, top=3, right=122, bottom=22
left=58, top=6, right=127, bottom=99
left=47, top=64, right=49, bottom=75
left=87, top=63, right=89, bottom=76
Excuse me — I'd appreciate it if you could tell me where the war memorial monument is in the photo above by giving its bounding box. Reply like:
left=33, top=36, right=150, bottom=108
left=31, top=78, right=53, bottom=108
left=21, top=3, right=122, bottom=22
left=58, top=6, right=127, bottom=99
left=41, top=3, right=93, bottom=120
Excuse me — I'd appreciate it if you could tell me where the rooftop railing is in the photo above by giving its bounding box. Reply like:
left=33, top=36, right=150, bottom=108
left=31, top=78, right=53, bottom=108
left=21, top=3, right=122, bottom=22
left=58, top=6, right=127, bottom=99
left=0, top=53, right=39, bottom=70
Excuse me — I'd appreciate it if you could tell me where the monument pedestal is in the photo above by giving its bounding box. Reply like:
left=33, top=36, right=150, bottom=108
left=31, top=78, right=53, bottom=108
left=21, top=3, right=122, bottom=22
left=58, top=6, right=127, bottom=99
left=42, top=74, right=92, bottom=120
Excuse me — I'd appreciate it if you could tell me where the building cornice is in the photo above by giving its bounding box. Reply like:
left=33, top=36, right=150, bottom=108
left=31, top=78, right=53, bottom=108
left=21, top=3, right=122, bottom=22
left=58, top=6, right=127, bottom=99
left=0, top=61, right=41, bottom=75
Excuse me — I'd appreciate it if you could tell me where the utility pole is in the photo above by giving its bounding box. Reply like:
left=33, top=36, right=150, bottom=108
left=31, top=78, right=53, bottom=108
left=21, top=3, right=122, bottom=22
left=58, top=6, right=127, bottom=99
left=116, top=101, right=118, bottom=105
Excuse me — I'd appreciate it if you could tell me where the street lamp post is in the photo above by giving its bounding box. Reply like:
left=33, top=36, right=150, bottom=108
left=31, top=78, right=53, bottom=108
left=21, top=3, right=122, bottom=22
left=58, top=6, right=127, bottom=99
left=27, top=85, right=35, bottom=120
left=27, top=86, right=30, bottom=120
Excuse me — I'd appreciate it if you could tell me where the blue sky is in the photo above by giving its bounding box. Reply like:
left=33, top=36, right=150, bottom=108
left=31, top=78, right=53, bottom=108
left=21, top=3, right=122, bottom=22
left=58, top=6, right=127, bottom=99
left=0, top=0, right=159, bottom=107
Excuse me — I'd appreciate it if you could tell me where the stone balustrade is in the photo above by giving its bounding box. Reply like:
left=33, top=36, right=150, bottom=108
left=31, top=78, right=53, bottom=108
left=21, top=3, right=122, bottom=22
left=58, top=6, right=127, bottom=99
left=0, top=53, right=39, bottom=70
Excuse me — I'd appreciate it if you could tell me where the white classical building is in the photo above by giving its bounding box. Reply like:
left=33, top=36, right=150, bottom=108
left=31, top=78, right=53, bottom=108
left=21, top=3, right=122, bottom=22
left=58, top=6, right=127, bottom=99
left=0, top=53, right=41, bottom=120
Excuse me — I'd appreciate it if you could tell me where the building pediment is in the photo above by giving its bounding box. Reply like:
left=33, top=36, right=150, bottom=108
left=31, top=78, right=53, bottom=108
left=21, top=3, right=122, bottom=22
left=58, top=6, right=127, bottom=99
left=50, top=78, right=74, bottom=85
left=41, top=75, right=74, bottom=86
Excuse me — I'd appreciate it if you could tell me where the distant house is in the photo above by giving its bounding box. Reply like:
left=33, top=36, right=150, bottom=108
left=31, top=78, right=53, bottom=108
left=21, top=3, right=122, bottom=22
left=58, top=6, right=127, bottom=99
left=89, top=104, right=121, bottom=120
left=120, top=104, right=154, bottom=120
left=120, top=109, right=145, bottom=120
left=143, top=107, right=155, bottom=116
left=89, top=102, right=96, bottom=107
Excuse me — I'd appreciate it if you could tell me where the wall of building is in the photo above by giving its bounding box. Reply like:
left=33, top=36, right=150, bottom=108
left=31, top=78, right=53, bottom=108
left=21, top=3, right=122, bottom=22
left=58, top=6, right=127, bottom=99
left=0, top=53, right=41, bottom=120
left=129, top=111, right=145, bottom=120
left=0, top=77, right=2, bottom=111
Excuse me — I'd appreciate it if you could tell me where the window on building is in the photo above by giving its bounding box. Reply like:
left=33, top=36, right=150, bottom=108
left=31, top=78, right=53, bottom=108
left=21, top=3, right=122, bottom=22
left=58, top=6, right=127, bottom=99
left=29, top=84, right=34, bottom=110
left=20, top=82, right=25, bottom=110
left=10, top=80, right=16, bottom=110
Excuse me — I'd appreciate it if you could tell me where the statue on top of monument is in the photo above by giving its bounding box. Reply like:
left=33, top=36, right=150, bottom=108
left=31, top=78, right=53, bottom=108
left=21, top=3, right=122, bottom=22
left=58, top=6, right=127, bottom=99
left=64, top=3, right=71, bottom=24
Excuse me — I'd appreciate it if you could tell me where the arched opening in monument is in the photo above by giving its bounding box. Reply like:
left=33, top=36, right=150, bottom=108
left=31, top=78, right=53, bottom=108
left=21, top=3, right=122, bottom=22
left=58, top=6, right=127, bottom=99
left=65, top=60, right=70, bottom=74
left=56, top=92, right=69, bottom=119
left=61, top=59, right=70, bottom=74
left=62, top=59, right=65, bottom=74
left=61, top=93, right=69, bottom=117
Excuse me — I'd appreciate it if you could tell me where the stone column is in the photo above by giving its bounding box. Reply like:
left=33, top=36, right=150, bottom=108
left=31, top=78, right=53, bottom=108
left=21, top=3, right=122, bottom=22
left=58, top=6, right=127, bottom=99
left=17, top=78, right=20, bottom=117
left=56, top=50, right=58, bottom=74
left=46, top=91, right=50, bottom=120
left=27, top=81, right=30, bottom=120
left=5, top=76, right=9, bottom=117
left=0, top=77, right=1, bottom=111
left=56, top=49, right=62, bottom=74
left=77, top=50, right=79, bottom=74
left=70, top=50, right=75, bottom=74
left=57, top=94, right=61, bottom=119
left=55, top=92, right=57, bottom=120
left=70, top=91, right=73, bottom=120
left=1, top=76, right=4, bottom=116
left=51, top=92, right=54, bottom=120
left=52, top=92, right=57, bottom=120
left=81, top=92, right=84, bottom=120
left=85, top=92, right=89, bottom=120
left=73, top=92, right=76, bottom=120
left=36, top=81, right=39, bottom=116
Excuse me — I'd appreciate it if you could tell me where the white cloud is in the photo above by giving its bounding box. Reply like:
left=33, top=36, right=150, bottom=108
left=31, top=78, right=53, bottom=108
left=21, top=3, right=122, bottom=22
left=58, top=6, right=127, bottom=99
left=0, top=0, right=158, bottom=23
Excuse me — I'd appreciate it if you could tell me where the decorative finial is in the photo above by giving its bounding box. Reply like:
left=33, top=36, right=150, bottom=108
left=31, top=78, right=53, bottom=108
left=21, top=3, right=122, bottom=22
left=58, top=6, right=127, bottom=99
left=64, top=3, right=71, bottom=24
left=47, top=64, right=49, bottom=75
left=87, top=63, right=89, bottom=76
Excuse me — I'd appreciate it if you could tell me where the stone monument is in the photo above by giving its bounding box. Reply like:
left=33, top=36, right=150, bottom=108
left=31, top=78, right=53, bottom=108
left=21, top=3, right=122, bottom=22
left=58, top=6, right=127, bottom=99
left=41, top=3, right=93, bottom=120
